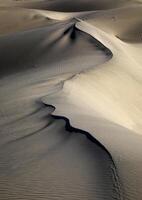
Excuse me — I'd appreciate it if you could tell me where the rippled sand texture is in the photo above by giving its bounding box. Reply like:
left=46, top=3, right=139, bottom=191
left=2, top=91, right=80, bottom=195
left=0, top=0, right=142, bottom=200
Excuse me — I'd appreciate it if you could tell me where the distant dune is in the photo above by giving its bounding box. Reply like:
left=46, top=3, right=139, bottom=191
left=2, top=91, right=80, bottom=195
left=0, top=1, right=142, bottom=200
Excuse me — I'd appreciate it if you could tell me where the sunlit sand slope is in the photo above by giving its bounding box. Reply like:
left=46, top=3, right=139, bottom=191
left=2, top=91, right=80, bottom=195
left=0, top=1, right=142, bottom=200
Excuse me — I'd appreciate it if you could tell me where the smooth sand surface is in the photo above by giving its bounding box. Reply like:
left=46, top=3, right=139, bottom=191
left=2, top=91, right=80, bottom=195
left=0, top=0, right=142, bottom=200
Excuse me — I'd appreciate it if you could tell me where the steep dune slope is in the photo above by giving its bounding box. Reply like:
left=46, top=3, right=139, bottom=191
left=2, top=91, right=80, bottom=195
left=0, top=13, right=115, bottom=200
left=0, top=21, right=110, bottom=77
left=0, top=1, right=142, bottom=200
left=43, top=15, right=142, bottom=200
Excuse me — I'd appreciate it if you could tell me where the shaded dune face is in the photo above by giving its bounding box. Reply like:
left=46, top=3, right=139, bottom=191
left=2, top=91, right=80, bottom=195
left=0, top=14, right=115, bottom=199
left=0, top=21, right=111, bottom=78
left=4, top=0, right=133, bottom=11
left=0, top=0, right=141, bottom=200
left=0, top=109, right=119, bottom=200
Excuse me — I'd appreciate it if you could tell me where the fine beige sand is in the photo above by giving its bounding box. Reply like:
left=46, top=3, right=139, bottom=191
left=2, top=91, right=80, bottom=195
left=0, top=0, right=142, bottom=200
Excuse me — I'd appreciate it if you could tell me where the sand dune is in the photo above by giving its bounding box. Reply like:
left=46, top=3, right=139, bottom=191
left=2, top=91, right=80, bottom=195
left=0, top=20, right=110, bottom=78
left=43, top=15, right=142, bottom=200
left=84, top=5, right=142, bottom=42
left=0, top=0, right=142, bottom=200
left=0, top=0, right=137, bottom=11
left=0, top=7, right=57, bottom=35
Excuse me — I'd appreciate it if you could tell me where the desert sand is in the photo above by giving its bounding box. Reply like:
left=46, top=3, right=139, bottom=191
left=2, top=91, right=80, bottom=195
left=0, top=0, right=142, bottom=200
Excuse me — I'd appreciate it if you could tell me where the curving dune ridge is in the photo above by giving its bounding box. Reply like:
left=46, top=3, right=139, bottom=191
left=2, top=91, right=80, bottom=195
left=0, top=1, right=142, bottom=200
